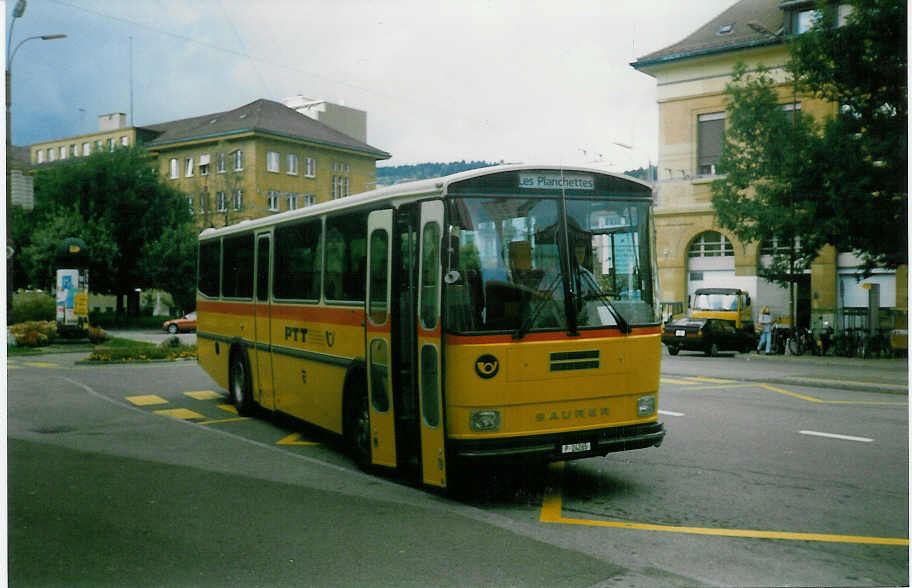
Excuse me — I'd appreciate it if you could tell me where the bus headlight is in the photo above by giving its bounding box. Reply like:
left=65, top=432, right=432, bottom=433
left=470, top=409, right=501, bottom=432
left=637, top=394, right=657, bottom=416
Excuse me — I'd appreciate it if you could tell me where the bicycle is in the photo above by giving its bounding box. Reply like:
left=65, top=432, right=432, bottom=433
left=787, top=326, right=816, bottom=356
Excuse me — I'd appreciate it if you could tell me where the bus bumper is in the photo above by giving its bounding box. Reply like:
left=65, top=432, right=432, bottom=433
left=450, top=421, right=665, bottom=464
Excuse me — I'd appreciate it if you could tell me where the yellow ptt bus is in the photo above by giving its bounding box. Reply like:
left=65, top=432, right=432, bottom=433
left=196, top=164, right=665, bottom=489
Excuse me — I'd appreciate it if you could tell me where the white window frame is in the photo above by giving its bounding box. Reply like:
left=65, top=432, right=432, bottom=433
left=286, top=192, right=298, bottom=211
left=216, top=152, right=226, bottom=173
left=304, top=157, right=316, bottom=177
left=267, top=190, right=280, bottom=212
left=233, top=150, right=244, bottom=171
left=120, top=136, right=129, bottom=147
left=216, top=191, right=227, bottom=212
left=303, top=193, right=316, bottom=207
left=185, top=157, right=194, bottom=177
left=82, top=142, right=91, bottom=156
left=199, top=153, right=211, bottom=176
left=169, top=158, right=179, bottom=179
left=233, top=189, right=243, bottom=211
left=287, top=153, right=299, bottom=175
left=36, top=150, right=45, bottom=164
left=267, top=150, right=280, bottom=173
left=107, top=138, right=115, bottom=152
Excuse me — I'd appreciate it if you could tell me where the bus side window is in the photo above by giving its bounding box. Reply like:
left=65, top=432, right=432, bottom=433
left=325, top=211, right=368, bottom=302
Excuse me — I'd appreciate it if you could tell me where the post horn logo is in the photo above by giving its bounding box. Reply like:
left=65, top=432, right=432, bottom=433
left=474, top=354, right=499, bottom=379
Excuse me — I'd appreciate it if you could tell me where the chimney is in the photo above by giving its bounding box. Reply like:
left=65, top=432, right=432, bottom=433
left=98, top=113, right=127, bottom=132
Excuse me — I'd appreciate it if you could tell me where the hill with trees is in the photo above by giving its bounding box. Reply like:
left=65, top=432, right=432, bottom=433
left=377, top=160, right=656, bottom=186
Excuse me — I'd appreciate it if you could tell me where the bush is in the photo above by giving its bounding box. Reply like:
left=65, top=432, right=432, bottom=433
left=87, top=326, right=108, bottom=344
left=88, top=343, right=196, bottom=362
left=9, top=321, right=57, bottom=347
left=10, top=292, right=55, bottom=324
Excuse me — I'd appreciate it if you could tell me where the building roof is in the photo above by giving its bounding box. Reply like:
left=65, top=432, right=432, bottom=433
left=632, top=0, right=784, bottom=69
left=143, top=98, right=390, bottom=160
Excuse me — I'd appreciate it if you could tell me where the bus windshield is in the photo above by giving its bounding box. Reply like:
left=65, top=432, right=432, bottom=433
left=445, top=196, right=658, bottom=334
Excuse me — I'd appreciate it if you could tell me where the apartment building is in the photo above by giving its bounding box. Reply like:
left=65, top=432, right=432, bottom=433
left=27, top=98, right=390, bottom=229
left=632, top=0, right=906, bottom=336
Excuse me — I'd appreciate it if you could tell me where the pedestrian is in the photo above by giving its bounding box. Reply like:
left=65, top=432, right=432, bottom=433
left=756, top=306, right=772, bottom=353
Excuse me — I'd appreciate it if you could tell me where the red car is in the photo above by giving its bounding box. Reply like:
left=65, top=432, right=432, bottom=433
left=162, top=311, right=196, bottom=334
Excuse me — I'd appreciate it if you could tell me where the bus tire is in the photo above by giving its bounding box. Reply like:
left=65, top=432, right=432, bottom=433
left=229, top=349, right=254, bottom=416
left=344, top=382, right=372, bottom=470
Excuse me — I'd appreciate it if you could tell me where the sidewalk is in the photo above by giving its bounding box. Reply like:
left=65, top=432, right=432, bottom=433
left=662, top=351, right=909, bottom=394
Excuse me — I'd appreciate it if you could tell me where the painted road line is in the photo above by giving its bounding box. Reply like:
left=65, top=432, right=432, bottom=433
left=199, top=416, right=250, bottom=425
left=799, top=430, right=874, bottom=443
left=539, top=463, right=908, bottom=546
left=126, top=394, right=169, bottom=406
left=687, top=376, right=735, bottom=384
left=218, top=404, right=239, bottom=414
left=184, top=390, right=222, bottom=400
left=277, top=433, right=321, bottom=446
left=758, top=383, right=907, bottom=406
left=658, top=410, right=684, bottom=417
left=24, top=361, right=60, bottom=368
left=660, top=377, right=701, bottom=385
left=782, top=375, right=907, bottom=392
left=154, top=408, right=205, bottom=420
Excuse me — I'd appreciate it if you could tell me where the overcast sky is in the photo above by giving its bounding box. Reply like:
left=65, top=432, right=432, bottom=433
left=6, top=0, right=736, bottom=169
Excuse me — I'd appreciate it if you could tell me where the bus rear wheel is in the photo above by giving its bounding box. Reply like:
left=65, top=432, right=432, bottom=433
left=229, top=351, right=254, bottom=416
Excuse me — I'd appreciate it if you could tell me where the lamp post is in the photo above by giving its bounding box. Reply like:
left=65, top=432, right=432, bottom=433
left=747, top=20, right=800, bottom=331
left=6, top=0, right=67, bottom=147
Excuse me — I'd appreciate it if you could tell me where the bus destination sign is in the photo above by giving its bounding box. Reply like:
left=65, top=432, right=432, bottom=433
left=519, top=173, right=594, bottom=191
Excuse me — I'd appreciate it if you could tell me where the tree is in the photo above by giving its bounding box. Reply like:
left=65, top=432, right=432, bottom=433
left=712, top=0, right=907, bottom=276
left=12, top=147, right=197, bottom=315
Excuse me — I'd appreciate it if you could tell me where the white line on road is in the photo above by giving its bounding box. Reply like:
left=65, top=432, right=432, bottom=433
left=799, top=430, right=873, bottom=443
left=659, top=410, right=684, bottom=417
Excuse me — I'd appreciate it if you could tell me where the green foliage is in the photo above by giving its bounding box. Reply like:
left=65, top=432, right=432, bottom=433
left=88, top=341, right=197, bottom=362
left=86, top=326, right=108, bottom=345
left=9, top=321, right=57, bottom=347
left=712, top=0, right=907, bottom=276
left=377, top=160, right=497, bottom=184
left=10, top=292, right=55, bottom=324
left=9, top=147, right=198, bottom=312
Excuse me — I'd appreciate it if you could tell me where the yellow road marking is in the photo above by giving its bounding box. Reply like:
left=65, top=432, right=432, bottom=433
left=154, top=408, right=205, bottom=419
left=687, top=376, right=735, bottom=384
left=126, top=394, right=168, bottom=406
left=540, top=463, right=908, bottom=546
left=199, top=416, right=250, bottom=425
left=660, top=377, right=699, bottom=385
left=782, top=376, right=907, bottom=392
left=758, top=384, right=908, bottom=406
left=277, top=433, right=321, bottom=446
left=24, top=361, right=59, bottom=368
left=687, top=383, right=759, bottom=391
left=184, top=390, right=222, bottom=400
left=218, top=404, right=239, bottom=414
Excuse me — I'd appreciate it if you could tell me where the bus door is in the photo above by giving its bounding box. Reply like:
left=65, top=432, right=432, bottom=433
left=365, top=210, right=397, bottom=468
left=417, top=200, right=447, bottom=487
left=254, top=233, right=275, bottom=410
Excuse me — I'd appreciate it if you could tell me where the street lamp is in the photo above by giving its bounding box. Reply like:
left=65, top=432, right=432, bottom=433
left=5, top=0, right=67, bottom=147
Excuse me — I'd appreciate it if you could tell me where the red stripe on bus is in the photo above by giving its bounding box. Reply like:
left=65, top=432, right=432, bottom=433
left=198, top=300, right=364, bottom=326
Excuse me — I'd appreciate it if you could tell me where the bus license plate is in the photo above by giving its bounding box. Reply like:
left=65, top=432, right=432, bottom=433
left=675, top=329, right=685, bottom=337
left=562, top=442, right=591, bottom=454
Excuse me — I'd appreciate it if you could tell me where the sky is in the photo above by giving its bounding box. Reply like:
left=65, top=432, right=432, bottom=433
left=5, top=0, right=737, bottom=170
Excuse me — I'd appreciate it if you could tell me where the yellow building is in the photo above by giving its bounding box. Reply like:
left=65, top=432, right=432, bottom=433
left=27, top=99, right=391, bottom=229
left=632, top=0, right=906, bottom=340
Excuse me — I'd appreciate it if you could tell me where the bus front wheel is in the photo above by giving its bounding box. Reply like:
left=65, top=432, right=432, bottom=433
left=345, top=387, right=372, bottom=470
left=229, top=350, right=254, bottom=416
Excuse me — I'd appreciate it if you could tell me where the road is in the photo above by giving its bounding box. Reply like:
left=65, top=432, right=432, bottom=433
left=7, top=350, right=909, bottom=587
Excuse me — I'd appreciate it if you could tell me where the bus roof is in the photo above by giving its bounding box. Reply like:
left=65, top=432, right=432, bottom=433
left=199, top=163, right=653, bottom=240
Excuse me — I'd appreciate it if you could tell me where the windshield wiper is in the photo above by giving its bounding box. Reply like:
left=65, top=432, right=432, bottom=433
left=576, top=270, right=631, bottom=334
left=512, top=274, right=562, bottom=340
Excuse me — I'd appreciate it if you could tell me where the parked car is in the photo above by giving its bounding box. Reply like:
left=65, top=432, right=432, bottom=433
left=662, top=317, right=755, bottom=356
left=162, top=311, right=196, bottom=334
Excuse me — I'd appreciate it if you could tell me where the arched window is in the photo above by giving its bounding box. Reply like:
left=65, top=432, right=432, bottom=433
left=688, top=231, right=733, bottom=258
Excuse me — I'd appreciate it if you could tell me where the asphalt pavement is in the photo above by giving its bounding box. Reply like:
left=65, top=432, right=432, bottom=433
left=662, top=348, right=908, bottom=394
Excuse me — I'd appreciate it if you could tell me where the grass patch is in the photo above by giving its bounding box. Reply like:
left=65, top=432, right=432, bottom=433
left=82, top=337, right=197, bottom=362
